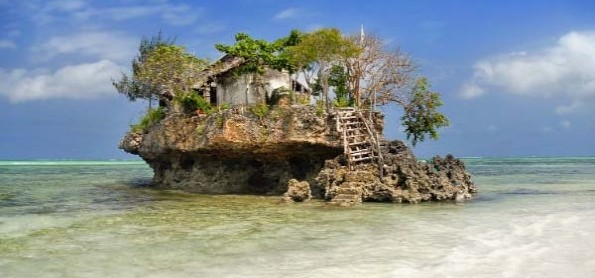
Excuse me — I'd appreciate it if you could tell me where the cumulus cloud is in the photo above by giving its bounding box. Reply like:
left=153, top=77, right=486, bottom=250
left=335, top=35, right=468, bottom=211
left=31, top=31, right=137, bottom=62
left=554, top=101, right=583, bottom=115
left=460, top=83, right=485, bottom=99
left=0, top=39, right=17, bottom=49
left=0, top=60, right=122, bottom=102
left=461, top=31, right=595, bottom=113
left=23, top=0, right=200, bottom=26
left=72, top=3, right=201, bottom=26
left=274, top=8, right=299, bottom=20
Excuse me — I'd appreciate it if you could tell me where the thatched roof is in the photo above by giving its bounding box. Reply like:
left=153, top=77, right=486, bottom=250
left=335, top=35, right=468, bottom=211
left=192, top=55, right=245, bottom=89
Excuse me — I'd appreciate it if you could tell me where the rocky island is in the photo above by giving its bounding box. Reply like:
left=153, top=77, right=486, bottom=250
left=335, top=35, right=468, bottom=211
left=116, top=28, right=476, bottom=205
left=120, top=104, right=475, bottom=205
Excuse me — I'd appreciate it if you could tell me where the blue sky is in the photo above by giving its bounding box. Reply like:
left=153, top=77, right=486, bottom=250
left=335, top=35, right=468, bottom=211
left=1, top=0, right=594, bottom=159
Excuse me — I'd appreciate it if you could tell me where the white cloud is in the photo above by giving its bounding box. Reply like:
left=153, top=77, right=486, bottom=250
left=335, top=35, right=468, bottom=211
left=47, top=0, right=86, bottom=12
left=461, top=30, right=595, bottom=113
left=23, top=0, right=200, bottom=26
left=560, top=120, right=571, bottom=128
left=24, top=0, right=87, bottom=25
left=31, top=31, right=137, bottom=62
left=555, top=101, right=583, bottom=115
left=72, top=3, right=201, bottom=26
left=161, top=5, right=200, bottom=26
left=274, top=8, right=299, bottom=20
left=460, top=82, right=485, bottom=99
left=0, top=39, right=16, bottom=49
left=0, top=60, right=122, bottom=102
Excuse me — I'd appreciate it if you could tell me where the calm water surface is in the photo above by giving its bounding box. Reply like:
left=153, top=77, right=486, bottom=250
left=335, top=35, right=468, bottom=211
left=1, top=158, right=594, bottom=277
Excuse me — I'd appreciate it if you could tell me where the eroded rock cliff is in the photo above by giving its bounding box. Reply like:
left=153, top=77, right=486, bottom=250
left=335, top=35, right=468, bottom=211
left=121, top=105, right=342, bottom=194
left=317, top=141, right=476, bottom=205
left=120, top=105, right=476, bottom=203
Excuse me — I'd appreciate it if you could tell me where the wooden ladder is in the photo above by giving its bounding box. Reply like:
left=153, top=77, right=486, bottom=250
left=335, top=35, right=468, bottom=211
left=336, top=108, right=384, bottom=178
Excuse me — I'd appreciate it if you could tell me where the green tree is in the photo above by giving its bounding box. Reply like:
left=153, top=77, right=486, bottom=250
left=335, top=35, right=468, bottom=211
left=113, top=32, right=175, bottom=108
left=285, top=28, right=359, bottom=110
left=328, top=65, right=351, bottom=107
left=400, top=77, right=449, bottom=146
left=214, top=30, right=301, bottom=75
left=135, top=44, right=208, bottom=102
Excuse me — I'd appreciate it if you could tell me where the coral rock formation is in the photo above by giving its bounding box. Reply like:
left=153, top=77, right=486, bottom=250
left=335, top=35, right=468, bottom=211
left=282, top=179, right=312, bottom=202
left=120, top=105, right=476, bottom=204
left=120, top=105, right=341, bottom=194
left=317, top=141, right=476, bottom=205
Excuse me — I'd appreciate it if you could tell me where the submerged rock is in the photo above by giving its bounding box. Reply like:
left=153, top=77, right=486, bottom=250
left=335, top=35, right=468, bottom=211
left=282, top=179, right=312, bottom=202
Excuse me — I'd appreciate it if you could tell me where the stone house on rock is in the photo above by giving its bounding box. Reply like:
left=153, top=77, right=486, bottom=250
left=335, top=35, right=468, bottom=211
left=192, top=55, right=310, bottom=106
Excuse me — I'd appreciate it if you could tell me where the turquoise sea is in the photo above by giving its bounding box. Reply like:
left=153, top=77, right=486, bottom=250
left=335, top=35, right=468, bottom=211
left=1, top=158, right=594, bottom=277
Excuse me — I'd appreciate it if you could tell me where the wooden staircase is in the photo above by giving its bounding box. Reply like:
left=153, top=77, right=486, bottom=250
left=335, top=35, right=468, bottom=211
left=336, top=108, right=384, bottom=177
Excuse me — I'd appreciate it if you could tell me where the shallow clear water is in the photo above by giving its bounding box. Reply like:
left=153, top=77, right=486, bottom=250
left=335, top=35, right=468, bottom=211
left=1, top=158, right=594, bottom=277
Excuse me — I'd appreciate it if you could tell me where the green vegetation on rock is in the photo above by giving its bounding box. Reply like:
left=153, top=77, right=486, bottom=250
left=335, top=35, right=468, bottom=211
left=174, top=91, right=213, bottom=115
left=250, top=103, right=270, bottom=119
left=131, top=107, right=166, bottom=133
left=117, top=28, right=450, bottom=146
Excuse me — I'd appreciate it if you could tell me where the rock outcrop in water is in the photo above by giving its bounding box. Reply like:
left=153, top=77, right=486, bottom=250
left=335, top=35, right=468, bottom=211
left=317, top=140, right=476, bottom=205
left=120, top=105, right=475, bottom=204
left=121, top=105, right=342, bottom=195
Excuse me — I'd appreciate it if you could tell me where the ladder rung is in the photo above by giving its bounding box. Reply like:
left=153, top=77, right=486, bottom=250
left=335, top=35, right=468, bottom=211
left=349, top=142, right=368, bottom=146
left=352, top=157, right=373, bottom=162
left=351, top=150, right=371, bottom=156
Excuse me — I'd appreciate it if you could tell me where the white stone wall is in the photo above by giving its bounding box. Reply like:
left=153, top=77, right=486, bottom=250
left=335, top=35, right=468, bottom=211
left=216, top=69, right=292, bottom=106
left=263, top=69, right=292, bottom=94
left=218, top=74, right=251, bottom=106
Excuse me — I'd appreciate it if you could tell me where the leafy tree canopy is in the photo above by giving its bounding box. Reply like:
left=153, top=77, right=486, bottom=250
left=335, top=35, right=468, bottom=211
left=113, top=32, right=208, bottom=105
left=214, top=30, right=302, bottom=75
left=328, top=65, right=352, bottom=107
left=400, top=77, right=450, bottom=146
left=284, top=28, right=360, bottom=109
left=113, top=32, right=174, bottom=103
left=136, top=44, right=208, bottom=98
left=286, top=28, right=359, bottom=70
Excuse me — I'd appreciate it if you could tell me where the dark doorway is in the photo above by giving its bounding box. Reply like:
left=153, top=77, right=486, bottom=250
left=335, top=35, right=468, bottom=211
left=210, top=86, right=217, bottom=105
